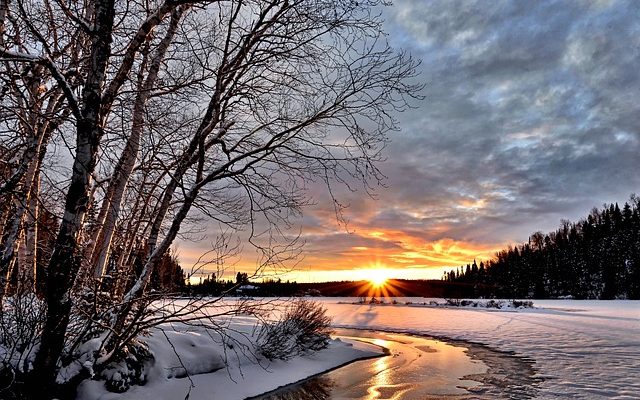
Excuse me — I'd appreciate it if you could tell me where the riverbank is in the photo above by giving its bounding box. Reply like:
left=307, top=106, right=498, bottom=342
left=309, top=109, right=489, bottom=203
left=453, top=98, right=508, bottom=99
left=76, top=317, right=382, bottom=400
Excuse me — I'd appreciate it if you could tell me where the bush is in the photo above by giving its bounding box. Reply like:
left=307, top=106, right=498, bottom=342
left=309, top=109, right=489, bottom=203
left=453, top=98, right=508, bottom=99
left=100, top=341, right=152, bottom=393
left=257, top=300, right=332, bottom=361
left=511, top=300, right=534, bottom=309
left=485, top=300, right=504, bottom=308
left=444, top=298, right=461, bottom=306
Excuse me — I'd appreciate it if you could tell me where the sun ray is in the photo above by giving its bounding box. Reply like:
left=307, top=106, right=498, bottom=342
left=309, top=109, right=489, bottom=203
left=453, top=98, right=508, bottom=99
left=368, top=269, right=389, bottom=288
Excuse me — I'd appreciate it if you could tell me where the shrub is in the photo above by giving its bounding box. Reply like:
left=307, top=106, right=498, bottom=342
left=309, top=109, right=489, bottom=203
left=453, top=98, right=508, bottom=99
left=100, top=341, right=152, bottom=393
left=257, top=300, right=332, bottom=361
left=511, top=300, right=534, bottom=309
left=444, top=298, right=461, bottom=306
left=485, top=300, right=505, bottom=308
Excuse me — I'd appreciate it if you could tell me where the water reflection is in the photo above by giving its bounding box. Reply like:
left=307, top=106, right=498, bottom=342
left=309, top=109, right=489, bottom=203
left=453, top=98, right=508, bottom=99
left=254, top=329, right=540, bottom=400
left=366, top=354, right=410, bottom=400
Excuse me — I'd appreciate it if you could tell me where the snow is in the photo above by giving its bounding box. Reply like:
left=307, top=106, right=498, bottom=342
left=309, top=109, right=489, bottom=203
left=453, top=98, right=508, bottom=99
left=76, top=299, right=639, bottom=399
left=76, top=314, right=381, bottom=400
left=322, top=298, right=640, bottom=399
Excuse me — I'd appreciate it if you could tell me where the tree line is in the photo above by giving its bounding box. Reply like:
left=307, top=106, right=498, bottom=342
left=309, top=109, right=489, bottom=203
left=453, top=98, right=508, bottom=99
left=445, top=195, right=640, bottom=299
left=186, top=274, right=302, bottom=297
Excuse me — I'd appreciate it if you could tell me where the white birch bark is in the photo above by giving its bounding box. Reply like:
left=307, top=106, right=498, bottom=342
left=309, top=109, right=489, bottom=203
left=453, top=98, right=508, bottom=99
left=90, top=7, right=185, bottom=278
left=0, top=130, right=47, bottom=297
left=15, top=171, right=38, bottom=291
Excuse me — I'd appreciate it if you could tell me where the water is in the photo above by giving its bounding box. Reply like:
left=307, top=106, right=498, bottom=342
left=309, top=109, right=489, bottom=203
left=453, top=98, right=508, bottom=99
left=254, top=328, right=540, bottom=400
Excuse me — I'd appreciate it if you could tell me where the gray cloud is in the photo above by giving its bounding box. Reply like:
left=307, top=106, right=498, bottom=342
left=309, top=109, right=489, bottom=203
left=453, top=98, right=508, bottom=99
left=354, top=0, right=640, bottom=241
left=298, top=0, right=640, bottom=261
left=184, top=1, right=640, bottom=275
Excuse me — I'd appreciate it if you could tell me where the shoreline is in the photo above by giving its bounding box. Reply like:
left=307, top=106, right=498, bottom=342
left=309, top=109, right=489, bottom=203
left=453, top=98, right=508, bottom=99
left=249, top=327, right=543, bottom=400
left=245, top=337, right=389, bottom=400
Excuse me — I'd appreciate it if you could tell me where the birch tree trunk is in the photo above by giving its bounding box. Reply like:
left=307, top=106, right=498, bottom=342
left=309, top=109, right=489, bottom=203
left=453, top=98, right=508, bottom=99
left=0, top=74, right=64, bottom=300
left=0, top=135, right=45, bottom=300
left=90, top=8, right=185, bottom=279
left=19, top=170, right=39, bottom=292
left=31, top=0, right=116, bottom=388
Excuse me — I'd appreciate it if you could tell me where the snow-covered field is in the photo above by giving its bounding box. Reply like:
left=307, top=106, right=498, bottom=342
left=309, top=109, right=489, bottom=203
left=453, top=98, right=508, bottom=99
left=78, top=299, right=639, bottom=399
left=322, top=298, right=640, bottom=399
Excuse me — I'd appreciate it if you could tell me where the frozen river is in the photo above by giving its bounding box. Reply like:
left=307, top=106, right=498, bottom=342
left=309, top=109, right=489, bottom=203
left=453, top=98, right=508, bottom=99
left=315, top=299, right=640, bottom=399
left=258, top=328, right=541, bottom=399
left=78, top=298, right=639, bottom=400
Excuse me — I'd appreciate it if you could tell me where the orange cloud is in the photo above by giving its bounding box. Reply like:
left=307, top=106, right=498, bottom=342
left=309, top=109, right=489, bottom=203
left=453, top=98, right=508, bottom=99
left=175, top=196, right=511, bottom=282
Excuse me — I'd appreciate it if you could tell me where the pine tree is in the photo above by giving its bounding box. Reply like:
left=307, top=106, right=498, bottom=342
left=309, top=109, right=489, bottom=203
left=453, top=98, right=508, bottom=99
left=449, top=195, right=640, bottom=299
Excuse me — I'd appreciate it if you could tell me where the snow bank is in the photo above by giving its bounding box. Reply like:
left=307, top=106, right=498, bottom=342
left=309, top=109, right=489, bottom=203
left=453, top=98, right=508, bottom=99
left=76, top=314, right=381, bottom=400
left=342, top=298, right=534, bottom=309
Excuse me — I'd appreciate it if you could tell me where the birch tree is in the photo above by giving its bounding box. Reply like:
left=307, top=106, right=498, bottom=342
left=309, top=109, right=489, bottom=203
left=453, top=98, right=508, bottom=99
left=0, top=0, right=421, bottom=394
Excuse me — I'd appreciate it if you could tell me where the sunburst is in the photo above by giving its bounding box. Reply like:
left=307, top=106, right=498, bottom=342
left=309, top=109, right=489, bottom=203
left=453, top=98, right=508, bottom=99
left=368, top=269, right=389, bottom=288
left=353, top=267, right=405, bottom=299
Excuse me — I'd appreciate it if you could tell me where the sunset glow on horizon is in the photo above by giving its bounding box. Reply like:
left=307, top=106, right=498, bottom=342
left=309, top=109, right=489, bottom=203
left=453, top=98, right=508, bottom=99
left=177, top=228, right=508, bottom=283
left=175, top=192, right=517, bottom=282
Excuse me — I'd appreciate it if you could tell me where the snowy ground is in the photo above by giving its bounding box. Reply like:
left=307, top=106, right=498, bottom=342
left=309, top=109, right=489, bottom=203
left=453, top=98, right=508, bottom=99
left=77, top=313, right=381, bottom=400
left=322, top=298, right=640, bottom=399
left=77, top=299, right=639, bottom=399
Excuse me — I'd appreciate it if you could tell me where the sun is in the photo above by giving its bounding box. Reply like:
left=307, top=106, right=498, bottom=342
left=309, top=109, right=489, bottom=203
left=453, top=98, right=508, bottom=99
left=368, top=269, right=389, bottom=288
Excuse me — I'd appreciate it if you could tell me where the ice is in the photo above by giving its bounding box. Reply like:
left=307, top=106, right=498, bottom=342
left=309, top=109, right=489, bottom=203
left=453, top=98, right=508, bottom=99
left=321, top=298, right=640, bottom=399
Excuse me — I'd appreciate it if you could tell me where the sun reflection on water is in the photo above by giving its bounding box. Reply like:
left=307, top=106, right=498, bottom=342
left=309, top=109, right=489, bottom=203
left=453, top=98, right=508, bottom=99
left=261, top=328, right=538, bottom=400
left=365, top=338, right=413, bottom=400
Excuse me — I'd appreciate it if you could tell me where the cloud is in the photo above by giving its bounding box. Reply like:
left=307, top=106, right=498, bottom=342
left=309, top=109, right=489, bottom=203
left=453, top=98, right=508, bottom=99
left=181, top=0, right=640, bottom=280
left=373, top=0, right=640, bottom=228
left=303, top=0, right=639, bottom=273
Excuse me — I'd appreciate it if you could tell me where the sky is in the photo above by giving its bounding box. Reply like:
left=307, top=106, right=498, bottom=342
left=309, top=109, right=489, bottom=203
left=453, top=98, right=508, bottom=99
left=180, top=0, right=640, bottom=282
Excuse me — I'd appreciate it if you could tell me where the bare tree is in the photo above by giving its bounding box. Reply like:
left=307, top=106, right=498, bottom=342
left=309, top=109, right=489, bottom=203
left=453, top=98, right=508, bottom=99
left=0, top=0, right=71, bottom=301
left=0, top=0, right=421, bottom=394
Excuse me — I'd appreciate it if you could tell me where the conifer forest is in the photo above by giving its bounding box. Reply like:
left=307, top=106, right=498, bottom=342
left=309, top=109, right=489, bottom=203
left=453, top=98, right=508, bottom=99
left=447, top=196, right=640, bottom=299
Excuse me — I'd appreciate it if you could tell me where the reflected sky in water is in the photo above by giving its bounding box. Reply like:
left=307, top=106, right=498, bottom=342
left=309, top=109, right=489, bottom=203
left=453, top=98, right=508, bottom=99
left=257, top=328, right=523, bottom=400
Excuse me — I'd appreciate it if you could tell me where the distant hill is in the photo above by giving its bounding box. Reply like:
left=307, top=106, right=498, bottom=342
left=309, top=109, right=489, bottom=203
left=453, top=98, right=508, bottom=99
left=447, top=195, right=640, bottom=299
